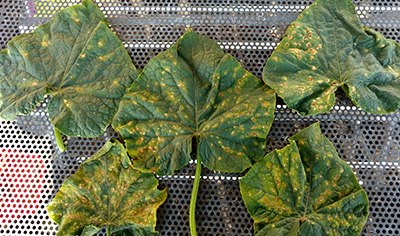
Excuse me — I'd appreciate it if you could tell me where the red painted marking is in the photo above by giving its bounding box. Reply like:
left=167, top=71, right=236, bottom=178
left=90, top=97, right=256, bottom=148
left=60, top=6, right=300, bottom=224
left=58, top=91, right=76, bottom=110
left=0, top=149, right=45, bottom=223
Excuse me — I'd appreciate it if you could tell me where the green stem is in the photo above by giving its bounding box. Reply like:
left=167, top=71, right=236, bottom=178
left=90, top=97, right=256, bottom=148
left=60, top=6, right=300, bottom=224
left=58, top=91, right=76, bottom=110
left=54, top=127, right=66, bottom=152
left=107, top=225, right=111, bottom=236
left=190, top=156, right=202, bottom=236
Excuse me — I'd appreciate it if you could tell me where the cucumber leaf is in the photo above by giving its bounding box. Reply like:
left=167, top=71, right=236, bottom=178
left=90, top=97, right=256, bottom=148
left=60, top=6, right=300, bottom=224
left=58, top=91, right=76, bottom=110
left=0, top=0, right=139, bottom=137
left=263, top=0, right=400, bottom=116
left=113, top=30, right=276, bottom=176
left=47, top=139, right=167, bottom=236
left=240, top=123, right=369, bottom=236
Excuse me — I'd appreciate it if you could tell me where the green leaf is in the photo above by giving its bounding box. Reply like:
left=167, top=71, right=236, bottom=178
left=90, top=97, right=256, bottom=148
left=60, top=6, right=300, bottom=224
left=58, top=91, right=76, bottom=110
left=263, top=0, right=400, bottom=115
left=113, top=30, right=276, bottom=176
left=240, top=122, right=369, bottom=236
left=0, top=0, right=139, bottom=137
left=47, top=139, right=167, bottom=236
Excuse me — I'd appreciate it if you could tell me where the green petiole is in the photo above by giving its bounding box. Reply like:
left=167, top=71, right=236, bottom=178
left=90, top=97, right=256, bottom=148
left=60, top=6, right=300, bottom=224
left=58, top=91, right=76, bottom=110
left=107, top=225, right=111, bottom=236
left=54, top=127, right=66, bottom=153
left=189, top=155, right=202, bottom=236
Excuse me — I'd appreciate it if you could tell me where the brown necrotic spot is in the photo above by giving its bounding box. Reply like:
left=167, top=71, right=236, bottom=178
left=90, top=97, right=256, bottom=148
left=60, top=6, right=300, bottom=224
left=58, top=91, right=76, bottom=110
left=308, top=48, right=317, bottom=55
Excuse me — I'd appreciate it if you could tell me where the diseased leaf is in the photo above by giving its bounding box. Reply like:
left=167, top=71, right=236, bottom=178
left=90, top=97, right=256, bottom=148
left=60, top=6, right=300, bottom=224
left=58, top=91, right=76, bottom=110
left=263, top=0, right=400, bottom=116
left=113, top=30, right=276, bottom=176
left=240, top=123, right=369, bottom=236
left=47, top=139, right=167, bottom=236
left=0, top=0, right=139, bottom=137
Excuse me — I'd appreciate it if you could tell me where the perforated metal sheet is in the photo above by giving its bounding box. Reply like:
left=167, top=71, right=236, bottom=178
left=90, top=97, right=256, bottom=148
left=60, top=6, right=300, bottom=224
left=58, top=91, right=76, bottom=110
left=0, top=0, right=399, bottom=235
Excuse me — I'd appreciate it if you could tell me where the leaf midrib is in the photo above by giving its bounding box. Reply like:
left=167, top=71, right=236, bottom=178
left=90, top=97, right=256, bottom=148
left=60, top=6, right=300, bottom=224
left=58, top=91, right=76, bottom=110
left=332, top=17, right=344, bottom=83
left=189, top=36, right=201, bottom=134
left=266, top=189, right=364, bottom=232
left=304, top=188, right=365, bottom=220
left=3, top=21, right=106, bottom=96
left=57, top=21, right=103, bottom=92
left=129, top=87, right=195, bottom=133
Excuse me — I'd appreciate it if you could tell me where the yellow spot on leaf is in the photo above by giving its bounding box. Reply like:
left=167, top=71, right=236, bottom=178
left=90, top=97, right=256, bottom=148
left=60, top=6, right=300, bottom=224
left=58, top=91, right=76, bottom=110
left=289, top=48, right=302, bottom=54
left=63, top=99, right=71, bottom=108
